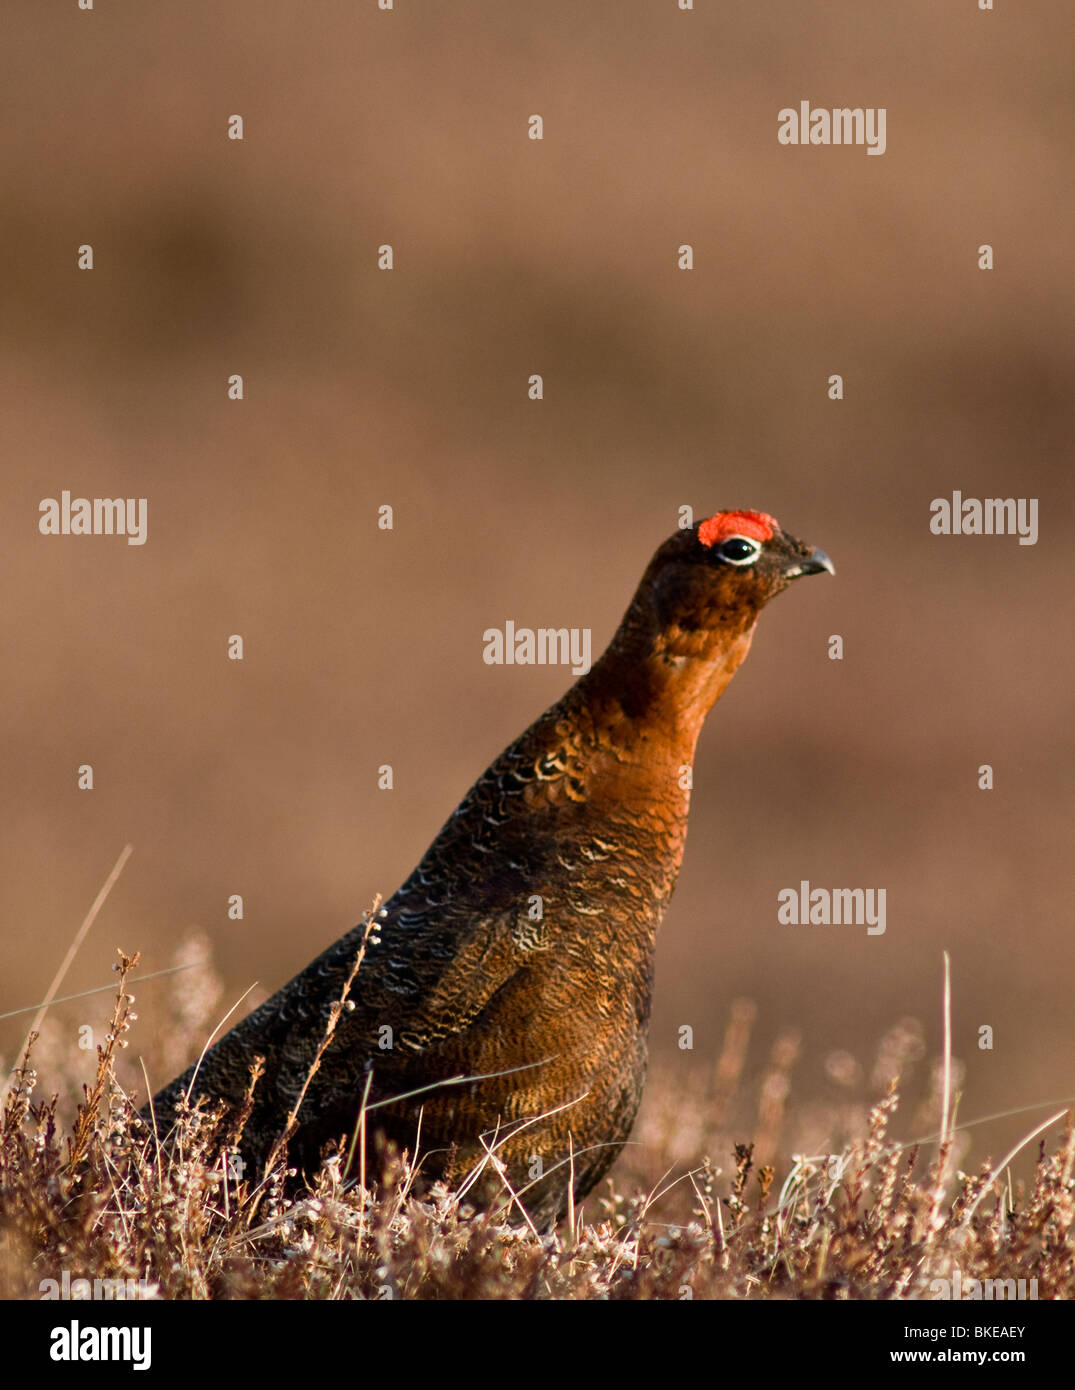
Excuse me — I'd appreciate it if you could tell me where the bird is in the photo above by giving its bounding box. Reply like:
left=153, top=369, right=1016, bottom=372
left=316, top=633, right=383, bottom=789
left=146, top=510, right=833, bottom=1225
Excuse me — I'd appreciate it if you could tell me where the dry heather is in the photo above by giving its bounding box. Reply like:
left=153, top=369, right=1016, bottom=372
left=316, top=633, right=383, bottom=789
left=1, top=934, right=1072, bottom=1302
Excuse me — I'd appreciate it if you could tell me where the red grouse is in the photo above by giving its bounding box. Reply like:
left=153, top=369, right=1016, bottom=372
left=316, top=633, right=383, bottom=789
left=148, top=510, right=833, bottom=1223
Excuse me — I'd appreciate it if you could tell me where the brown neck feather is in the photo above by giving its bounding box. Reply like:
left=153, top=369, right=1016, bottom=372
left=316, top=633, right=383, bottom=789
left=567, top=606, right=758, bottom=767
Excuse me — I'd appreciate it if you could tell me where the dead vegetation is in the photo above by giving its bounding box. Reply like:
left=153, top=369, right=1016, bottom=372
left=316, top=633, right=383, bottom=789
left=1, top=920, right=1071, bottom=1302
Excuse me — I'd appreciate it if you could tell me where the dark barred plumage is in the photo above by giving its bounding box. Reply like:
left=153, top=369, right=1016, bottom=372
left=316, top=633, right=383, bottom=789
left=147, top=512, right=832, bottom=1224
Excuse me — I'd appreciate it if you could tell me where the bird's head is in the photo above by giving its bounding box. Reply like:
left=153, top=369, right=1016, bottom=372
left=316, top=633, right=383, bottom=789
left=644, top=509, right=834, bottom=637
left=595, top=510, right=834, bottom=733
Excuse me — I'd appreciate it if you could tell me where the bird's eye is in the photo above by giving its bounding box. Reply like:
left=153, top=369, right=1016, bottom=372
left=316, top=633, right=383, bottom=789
left=717, top=536, right=761, bottom=565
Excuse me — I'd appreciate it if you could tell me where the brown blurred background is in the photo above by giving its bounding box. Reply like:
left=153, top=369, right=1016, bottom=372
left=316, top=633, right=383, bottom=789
left=2, top=2, right=1072, bottom=1185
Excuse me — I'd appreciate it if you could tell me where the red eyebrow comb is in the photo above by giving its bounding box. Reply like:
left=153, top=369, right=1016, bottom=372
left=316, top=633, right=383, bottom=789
left=697, top=510, right=777, bottom=547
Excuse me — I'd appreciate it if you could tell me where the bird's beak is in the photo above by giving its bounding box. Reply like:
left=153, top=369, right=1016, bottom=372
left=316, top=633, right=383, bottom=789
left=785, top=548, right=835, bottom=579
